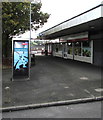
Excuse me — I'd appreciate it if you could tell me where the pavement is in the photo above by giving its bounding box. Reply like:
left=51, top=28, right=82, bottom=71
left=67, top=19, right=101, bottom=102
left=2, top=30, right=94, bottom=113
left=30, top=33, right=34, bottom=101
left=2, top=55, right=103, bottom=111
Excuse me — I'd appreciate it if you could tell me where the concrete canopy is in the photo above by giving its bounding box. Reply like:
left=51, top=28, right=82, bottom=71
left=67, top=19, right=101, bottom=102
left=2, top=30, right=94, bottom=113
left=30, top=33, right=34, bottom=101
left=39, top=3, right=103, bottom=40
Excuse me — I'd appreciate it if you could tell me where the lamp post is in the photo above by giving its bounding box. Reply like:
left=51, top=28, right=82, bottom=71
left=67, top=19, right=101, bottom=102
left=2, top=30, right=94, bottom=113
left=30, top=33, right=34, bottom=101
left=30, top=2, right=31, bottom=43
left=30, top=0, right=41, bottom=42
left=29, top=0, right=41, bottom=67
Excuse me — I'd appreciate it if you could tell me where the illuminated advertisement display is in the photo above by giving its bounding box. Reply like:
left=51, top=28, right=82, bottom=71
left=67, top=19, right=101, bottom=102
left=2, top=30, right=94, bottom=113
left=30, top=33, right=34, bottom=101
left=13, top=40, right=29, bottom=79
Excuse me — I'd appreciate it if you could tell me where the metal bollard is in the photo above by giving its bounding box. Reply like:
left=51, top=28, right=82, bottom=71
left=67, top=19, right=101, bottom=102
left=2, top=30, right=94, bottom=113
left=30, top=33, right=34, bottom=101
left=4, top=86, right=11, bottom=103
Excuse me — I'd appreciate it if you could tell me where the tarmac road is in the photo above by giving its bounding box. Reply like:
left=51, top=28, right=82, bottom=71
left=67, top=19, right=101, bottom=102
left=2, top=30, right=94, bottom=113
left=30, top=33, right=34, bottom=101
left=2, top=101, right=102, bottom=118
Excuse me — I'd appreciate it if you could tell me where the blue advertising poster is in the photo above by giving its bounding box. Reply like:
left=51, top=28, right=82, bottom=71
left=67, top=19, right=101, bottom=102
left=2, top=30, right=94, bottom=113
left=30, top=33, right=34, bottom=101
left=13, top=41, right=29, bottom=79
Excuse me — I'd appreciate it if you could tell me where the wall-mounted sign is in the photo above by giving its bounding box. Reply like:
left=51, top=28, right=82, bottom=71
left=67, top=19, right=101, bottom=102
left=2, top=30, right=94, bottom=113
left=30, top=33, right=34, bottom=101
left=12, top=40, right=30, bottom=80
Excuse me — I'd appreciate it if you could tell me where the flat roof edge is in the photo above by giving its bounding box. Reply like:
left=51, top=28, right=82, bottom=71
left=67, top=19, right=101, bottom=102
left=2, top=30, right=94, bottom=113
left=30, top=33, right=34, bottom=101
left=40, top=3, right=103, bottom=34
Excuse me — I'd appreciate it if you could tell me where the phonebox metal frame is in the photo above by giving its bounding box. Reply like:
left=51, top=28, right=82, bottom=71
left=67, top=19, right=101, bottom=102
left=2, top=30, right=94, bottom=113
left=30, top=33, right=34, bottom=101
left=12, top=39, right=30, bottom=81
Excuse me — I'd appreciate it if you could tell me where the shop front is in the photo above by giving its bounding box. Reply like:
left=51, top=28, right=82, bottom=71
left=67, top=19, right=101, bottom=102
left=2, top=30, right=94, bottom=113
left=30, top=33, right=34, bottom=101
left=53, top=43, right=63, bottom=58
left=42, top=3, right=103, bottom=66
left=59, top=32, right=92, bottom=63
left=74, top=40, right=92, bottom=63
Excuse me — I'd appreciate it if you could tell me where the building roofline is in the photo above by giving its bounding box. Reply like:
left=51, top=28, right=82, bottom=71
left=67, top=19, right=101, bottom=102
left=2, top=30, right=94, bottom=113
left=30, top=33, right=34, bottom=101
left=40, top=3, right=103, bottom=34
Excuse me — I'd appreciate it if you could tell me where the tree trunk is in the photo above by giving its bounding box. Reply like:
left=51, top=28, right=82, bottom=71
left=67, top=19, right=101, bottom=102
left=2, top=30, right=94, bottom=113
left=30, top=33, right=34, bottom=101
left=2, top=35, right=12, bottom=58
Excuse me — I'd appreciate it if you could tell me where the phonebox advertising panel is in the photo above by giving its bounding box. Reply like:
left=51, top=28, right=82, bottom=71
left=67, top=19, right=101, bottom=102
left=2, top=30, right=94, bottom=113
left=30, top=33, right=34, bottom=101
left=13, top=40, right=29, bottom=80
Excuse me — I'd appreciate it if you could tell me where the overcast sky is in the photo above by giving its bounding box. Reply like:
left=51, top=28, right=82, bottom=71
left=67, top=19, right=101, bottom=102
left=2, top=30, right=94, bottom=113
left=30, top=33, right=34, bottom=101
left=20, top=0, right=103, bottom=39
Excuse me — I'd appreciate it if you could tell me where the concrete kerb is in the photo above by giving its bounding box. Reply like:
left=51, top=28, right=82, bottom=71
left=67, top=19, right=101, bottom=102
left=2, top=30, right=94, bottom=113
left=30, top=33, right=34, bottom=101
left=1, top=96, right=103, bottom=112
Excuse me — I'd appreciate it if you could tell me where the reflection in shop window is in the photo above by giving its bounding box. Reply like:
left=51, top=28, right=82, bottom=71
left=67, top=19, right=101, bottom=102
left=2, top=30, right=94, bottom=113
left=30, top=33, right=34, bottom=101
left=74, top=42, right=81, bottom=56
left=59, top=44, right=62, bottom=51
left=55, top=44, right=59, bottom=52
left=82, top=41, right=91, bottom=57
left=67, top=42, right=72, bottom=54
left=56, top=48, right=58, bottom=52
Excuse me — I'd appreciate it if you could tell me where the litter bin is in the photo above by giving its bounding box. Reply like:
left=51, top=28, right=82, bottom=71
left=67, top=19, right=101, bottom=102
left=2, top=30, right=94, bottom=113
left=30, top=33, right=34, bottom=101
left=31, top=54, right=35, bottom=66
left=45, top=50, right=48, bottom=56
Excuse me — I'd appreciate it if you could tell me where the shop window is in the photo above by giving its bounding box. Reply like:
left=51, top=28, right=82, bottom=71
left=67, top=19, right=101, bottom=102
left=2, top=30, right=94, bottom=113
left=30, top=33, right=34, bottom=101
left=55, top=44, right=59, bottom=52
left=59, top=44, right=62, bottom=51
left=82, top=41, right=91, bottom=57
left=56, top=47, right=58, bottom=52
left=67, top=42, right=72, bottom=54
left=74, top=42, right=81, bottom=56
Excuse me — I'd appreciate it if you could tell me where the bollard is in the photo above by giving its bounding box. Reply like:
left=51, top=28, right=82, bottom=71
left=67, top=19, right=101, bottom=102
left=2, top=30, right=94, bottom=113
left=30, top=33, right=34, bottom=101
left=4, top=86, right=11, bottom=103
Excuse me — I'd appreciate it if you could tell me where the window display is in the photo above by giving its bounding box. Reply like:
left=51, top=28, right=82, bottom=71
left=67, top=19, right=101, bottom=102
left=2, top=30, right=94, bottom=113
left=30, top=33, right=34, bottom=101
left=59, top=43, right=62, bottom=51
left=67, top=42, right=72, bottom=54
left=82, top=41, right=91, bottom=57
left=55, top=44, right=59, bottom=52
left=74, top=42, right=81, bottom=56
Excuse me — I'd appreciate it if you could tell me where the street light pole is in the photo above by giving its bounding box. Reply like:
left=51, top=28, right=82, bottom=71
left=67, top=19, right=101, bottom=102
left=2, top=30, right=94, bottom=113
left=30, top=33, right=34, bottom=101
left=30, top=0, right=41, bottom=42
left=29, top=0, right=41, bottom=70
left=30, top=3, right=31, bottom=43
left=29, top=2, right=31, bottom=69
left=30, top=0, right=41, bottom=43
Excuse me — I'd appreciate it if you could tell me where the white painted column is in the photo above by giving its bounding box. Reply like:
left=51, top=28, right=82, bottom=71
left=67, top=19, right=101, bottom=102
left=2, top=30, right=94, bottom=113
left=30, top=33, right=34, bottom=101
left=72, top=42, right=74, bottom=60
left=91, top=40, right=93, bottom=64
